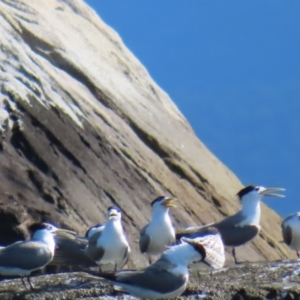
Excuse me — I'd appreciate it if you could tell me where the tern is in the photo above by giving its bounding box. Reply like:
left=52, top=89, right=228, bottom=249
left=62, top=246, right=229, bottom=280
left=176, top=185, right=285, bottom=264
left=84, top=206, right=130, bottom=271
left=82, top=227, right=224, bottom=299
left=0, top=222, right=72, bottom=289
left=139, top=196, right=176, bottom=263
left=281, top=212, right=300, bottom=258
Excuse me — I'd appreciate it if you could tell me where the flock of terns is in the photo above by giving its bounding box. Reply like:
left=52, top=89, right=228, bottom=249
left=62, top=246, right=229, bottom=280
left=0, top=185, right=299, bottom=299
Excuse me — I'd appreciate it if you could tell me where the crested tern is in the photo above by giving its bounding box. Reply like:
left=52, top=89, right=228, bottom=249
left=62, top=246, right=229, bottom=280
left=84, top=206, right=130, bottom=271
left=176, top=185, right=285, bottom=263
left=139, top=196, right=176, bottom=264
left=0, top=222, right=70, bottom=289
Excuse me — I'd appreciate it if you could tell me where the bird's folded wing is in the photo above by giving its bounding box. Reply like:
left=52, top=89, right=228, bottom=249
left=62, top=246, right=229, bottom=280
left=139, top=225, right=151, bottom=253
left=176, top=223, right=216, bottom=240
left=84, top=264, right=186, bottom=294
left=0, top=241, right=52, bottom=270
left=51, top=236, right=96, bottom=267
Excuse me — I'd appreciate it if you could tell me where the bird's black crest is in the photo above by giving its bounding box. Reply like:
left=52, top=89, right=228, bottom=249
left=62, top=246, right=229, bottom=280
left=107, top=206, right=122, bottom=213
left=151, top=196, right=167, bottom=206
left=85, top=223, right=105, bottom=237
left=28, top=222, right=51, bottom=233
left=237, top=185, right=257, bottom=200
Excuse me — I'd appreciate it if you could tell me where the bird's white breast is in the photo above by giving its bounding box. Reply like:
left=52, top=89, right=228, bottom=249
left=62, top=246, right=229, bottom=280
left=239, top=199, right=261, bottom=227
left=146, top=215, right=175, bottom=255
left=97, top=221, right=128, bottom=264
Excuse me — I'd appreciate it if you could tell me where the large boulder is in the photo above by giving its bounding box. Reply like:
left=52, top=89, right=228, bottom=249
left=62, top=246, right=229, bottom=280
left=0, top=0, right=291, bottom=266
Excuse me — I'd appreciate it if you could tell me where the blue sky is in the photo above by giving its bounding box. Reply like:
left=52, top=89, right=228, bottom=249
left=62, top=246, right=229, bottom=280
left=86, top=1, right=300, bottom=217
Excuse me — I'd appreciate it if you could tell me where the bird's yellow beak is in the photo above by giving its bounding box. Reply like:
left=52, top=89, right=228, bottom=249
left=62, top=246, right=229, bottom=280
left=260, top=187, right=285, bottom=198
left=109, top=210, right=118, bottom=219
left=162, top=197, right=177, bottom=208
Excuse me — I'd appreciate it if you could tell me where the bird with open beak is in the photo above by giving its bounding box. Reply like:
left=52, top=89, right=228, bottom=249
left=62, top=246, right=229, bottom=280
left=176, top=185, right=285, bottom=264
left=84, top=206, right=130, bottom=271
left=139, top=196, right=177, bottom=264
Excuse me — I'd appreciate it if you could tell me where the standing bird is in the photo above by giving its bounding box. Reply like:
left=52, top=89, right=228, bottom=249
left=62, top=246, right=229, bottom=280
left=176, top=185, right=285, bottom=264
left=82, top=227, right=225, bottom=299
left=0, top=222, right=66, bottom=289
left=85, top=206, right=130, bottom=271
left=139, top=196, right=177, bottom=264
left=281, top=213, right=300, bottom=258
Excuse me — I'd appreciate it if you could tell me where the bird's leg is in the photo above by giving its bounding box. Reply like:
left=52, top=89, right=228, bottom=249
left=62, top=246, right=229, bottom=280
left=148, top=255, right=152, bottom=265
left=21, top=277, right=28, bottom=290
left=27, top=276, right=34, bottom=290
left=114, top=264, right=117, bottom=273
left=297, top=251, right=300, bottom=258
left=232, top=248, right=239, bottom=264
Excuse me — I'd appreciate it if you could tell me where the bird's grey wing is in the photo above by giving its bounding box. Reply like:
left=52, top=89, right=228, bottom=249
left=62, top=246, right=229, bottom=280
left=116, top=261, right=186, bottom=294
left=118, top=245, right=130, bottom=269
left=176, top=222, right=215, bottom=240
left=282, top=225, right=292, bottom=245
left=85, top=223, right=105, bottom=238
left=168, top=230, right=176, bottom=245
left=51, top=236, right=96, bottom=267
left=213, top=212, right=245, bottom=229
left=0, top=241, right=52, bottom=270
left=85, top=245, right=105, bottom=263
left=85, top=231, right=105, bottom=262
left=54, top=230, right=78, bottom=240
left=207, top=213, right=258, bottom=246
left=215, top=223, right=259, bottom=247
left=139, top=225, right=151, bottom=253
left=88, top=230, right=102, bottom=246
left=176, top=213, right=249, bottom=243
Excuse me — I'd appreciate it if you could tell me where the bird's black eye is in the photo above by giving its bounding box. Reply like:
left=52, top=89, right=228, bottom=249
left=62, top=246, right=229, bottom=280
left=255, top=186, right=260, bottom=191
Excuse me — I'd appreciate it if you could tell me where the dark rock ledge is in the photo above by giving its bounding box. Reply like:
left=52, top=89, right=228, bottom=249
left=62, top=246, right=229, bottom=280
left=0, top=260, right=299, bottom=299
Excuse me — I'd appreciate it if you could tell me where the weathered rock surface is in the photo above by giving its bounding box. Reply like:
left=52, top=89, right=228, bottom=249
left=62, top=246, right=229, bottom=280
left=0, top=0, right=293, bottom=270
left=0, top=260, right=300, bottom=299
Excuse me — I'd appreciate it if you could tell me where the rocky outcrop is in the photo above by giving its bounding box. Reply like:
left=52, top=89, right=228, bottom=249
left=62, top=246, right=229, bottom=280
left=0, top=260, right=300, bottom=299
left=0, top=0, right=293, bottom=268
